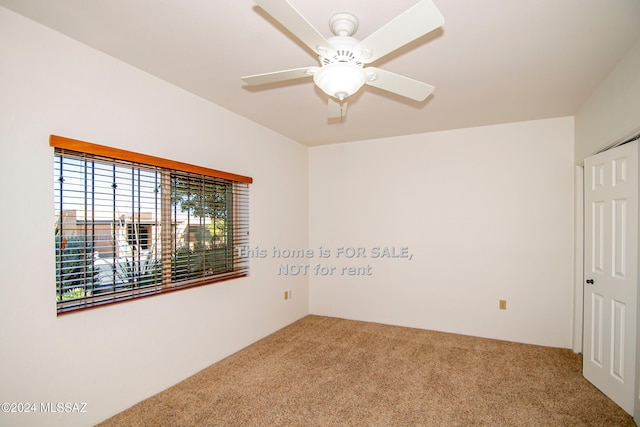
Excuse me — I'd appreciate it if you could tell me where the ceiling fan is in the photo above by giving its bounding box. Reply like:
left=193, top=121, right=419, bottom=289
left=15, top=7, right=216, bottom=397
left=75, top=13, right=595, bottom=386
left=241, top=0, right=445, bottom=120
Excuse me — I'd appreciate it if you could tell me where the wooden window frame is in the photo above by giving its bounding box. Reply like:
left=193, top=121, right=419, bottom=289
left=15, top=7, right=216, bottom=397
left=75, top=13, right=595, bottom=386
left=52, top=135, right=252, bottom=315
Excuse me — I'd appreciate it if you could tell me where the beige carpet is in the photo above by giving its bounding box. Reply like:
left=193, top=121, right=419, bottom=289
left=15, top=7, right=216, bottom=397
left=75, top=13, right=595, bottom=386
left=99, top=315, right=635, bottom=426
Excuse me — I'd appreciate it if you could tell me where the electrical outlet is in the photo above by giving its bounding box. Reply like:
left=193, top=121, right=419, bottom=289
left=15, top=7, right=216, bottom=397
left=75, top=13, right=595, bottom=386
left=499, top=299, right=507, bottom=310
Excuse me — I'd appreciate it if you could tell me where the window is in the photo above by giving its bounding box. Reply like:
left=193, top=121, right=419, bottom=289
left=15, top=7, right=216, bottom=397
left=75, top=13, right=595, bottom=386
left=52, top=135, right=251, bottom=314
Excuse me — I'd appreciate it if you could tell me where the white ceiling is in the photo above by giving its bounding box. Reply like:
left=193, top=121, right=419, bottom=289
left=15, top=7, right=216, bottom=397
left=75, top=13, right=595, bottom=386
left=2, top=0, right=640, bottom=146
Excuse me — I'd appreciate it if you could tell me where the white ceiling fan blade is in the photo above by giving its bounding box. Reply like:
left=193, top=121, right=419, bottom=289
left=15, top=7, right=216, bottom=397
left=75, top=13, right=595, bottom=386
left=241, top=67, right=317, bottom=86
left=355, top=0, right=444, bottom=64
left=254, top=0, right=330, bottom=56
left=328, top=98, right=348, bottom=120
left=365, top=67, right=434, bottom=101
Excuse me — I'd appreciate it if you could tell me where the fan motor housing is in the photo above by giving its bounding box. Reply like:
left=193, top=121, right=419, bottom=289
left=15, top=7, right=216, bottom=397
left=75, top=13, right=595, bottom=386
left=319, top=36, right=363, bottom=67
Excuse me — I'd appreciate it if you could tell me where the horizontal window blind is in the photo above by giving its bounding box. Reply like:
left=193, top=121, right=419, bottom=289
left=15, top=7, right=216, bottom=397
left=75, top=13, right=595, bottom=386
left=52, top=136, right=250, bottom=314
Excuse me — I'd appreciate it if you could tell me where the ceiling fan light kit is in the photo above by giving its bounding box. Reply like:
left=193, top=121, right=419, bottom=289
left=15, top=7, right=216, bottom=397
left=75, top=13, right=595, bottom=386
left=242, top=0, right=444, bottom=119
left=313, top=62, right=366, bottom=101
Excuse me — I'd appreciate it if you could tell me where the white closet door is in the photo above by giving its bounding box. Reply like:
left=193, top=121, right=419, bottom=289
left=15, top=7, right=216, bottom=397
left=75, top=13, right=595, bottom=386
left=583, top=141, right=638, bottom=415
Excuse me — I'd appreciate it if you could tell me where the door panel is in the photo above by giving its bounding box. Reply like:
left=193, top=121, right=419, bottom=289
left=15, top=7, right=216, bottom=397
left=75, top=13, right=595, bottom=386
left=591, top=292, right=604, bottom=366
left=592, top=200, right=604, bottom=274
left=613, top=198, right=627, bottom=278
left=583, top=141, right=638, bottom=415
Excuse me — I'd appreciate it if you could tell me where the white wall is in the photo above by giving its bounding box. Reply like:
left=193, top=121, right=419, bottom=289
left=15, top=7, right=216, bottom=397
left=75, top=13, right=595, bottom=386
left=0, top=7, right=308, bottom=427
left=309, top=117, right=575, bottom=348
left=575, top=39, right=640, bottom=162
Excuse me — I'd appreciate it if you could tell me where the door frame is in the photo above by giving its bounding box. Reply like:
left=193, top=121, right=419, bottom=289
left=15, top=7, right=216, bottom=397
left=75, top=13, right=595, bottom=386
left=573, top=165, right=584, bottom=353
